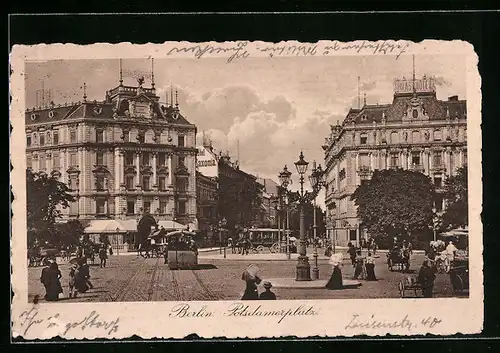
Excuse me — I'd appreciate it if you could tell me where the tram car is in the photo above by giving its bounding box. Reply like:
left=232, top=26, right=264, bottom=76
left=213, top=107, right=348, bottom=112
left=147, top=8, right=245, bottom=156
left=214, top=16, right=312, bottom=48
left=165, top=230, right=198, bottom=270
left=244, top=228, right=296, bottom=254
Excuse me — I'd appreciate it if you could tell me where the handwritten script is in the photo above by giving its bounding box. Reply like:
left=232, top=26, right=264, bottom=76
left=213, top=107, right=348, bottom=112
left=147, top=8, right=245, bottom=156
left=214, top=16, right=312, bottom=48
left=17, top=307, right=120, bottom=337
left=345, top=314, right=443, bottom=332
left=165, top=40, right=410, bottom=63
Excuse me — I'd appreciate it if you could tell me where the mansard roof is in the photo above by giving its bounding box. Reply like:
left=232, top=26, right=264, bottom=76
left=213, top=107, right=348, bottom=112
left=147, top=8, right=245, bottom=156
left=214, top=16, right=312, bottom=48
left=343, top=92, right=466, bottom=125
left=25, top=84, right=195, bottom=127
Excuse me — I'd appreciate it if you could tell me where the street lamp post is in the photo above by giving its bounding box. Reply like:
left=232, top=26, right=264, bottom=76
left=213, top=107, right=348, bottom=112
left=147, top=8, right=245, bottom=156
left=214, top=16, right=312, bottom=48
left=219, top=218, right=227, bottom=258
left=278, top=165, right=292, bottom=259
left=432, top=207, right=437, bottom=242
left=115, top=227, right=120, bottom=256
left=292, top=151, right=320, bottom=281
left=308, top=162, right=325, bottom=280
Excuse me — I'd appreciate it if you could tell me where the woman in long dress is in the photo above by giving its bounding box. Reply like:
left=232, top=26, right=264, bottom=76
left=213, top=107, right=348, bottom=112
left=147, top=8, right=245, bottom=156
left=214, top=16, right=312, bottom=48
left=241, top=264, right=262, bottom=300
left=326, top=253, right=344, bottom=290
left=40, top=261, right=63, bottom=301
left=353, top=250, right=367, bottom=280
left=365, top=252, right=377, bottom=281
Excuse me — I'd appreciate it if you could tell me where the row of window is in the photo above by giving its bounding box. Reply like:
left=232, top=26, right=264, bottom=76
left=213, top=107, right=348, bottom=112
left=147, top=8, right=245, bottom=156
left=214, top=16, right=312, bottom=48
left=92, top=199, right=187, bottom=216
left=124, top=151, right=182, bottom=167
left=358, top=128, right=464, bottom=145
left=27, top=129, right=186, bottom=147
left=27, top=151, right=186, bottom=171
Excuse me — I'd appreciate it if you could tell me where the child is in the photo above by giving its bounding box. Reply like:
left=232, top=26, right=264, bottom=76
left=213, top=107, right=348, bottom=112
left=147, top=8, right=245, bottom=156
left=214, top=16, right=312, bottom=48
left=259, top=281, right=277, bottom=300
left=68, top=264, right=78, bottom=299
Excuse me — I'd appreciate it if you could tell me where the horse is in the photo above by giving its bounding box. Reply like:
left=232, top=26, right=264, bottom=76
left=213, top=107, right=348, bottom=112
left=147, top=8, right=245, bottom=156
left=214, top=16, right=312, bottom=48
left=387, top=247, right=411, bottom=272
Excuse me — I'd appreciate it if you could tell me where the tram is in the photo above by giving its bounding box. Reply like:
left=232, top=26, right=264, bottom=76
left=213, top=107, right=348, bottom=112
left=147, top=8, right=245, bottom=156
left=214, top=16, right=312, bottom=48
left=165, top=229, right=198, bottom=270
left=245, top=228, right=295, bottom=253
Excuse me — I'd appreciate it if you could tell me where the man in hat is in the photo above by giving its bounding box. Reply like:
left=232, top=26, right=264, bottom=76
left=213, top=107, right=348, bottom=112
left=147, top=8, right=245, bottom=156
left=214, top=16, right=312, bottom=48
left=259, top=281, right=277, bottom=300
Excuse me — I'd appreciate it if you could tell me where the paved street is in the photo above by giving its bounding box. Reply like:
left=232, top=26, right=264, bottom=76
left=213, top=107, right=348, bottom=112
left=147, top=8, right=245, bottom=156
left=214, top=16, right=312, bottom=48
left=28, top=250, right=466, bottom=303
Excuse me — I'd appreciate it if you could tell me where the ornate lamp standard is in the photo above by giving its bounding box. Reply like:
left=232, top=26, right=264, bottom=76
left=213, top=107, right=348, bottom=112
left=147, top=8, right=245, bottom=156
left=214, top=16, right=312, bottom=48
left=309, top=162, right=326, bottom=280
left=219, top=217, right=227, bottom=258
left=278, top=165, right=292, bottom=258
left=290, top=151, right=321, bottom=281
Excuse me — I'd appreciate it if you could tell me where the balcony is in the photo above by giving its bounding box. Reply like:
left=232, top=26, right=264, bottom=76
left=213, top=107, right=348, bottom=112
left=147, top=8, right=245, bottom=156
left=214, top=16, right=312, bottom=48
left=431, top=163, right=446, bottom=172
left=357, top=165, right=372, bottom=179
left=410, top=164, right=425, bottom=173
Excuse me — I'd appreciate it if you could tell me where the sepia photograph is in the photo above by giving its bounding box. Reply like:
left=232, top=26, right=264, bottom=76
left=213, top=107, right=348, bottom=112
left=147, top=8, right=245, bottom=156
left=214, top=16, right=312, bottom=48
left=23, top=54, right=469, bottom=302
left=10, top=40, right=482, bottom=339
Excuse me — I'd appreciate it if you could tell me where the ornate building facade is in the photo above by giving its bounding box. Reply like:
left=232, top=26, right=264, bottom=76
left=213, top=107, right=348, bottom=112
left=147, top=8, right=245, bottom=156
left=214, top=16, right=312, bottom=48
left=323, top=76, right=468, bottom=247
left=25, top=77, right=198, bottom=234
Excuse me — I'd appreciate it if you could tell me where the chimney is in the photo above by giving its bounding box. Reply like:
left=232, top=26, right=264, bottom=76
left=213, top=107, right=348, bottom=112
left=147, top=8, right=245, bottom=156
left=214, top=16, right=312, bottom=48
left=448, top=95, right=458, bottom=101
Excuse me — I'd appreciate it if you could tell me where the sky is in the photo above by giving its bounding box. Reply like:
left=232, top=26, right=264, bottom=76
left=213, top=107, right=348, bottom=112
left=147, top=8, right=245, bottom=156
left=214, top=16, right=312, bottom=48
left=25, top=55, right=466, bottom=208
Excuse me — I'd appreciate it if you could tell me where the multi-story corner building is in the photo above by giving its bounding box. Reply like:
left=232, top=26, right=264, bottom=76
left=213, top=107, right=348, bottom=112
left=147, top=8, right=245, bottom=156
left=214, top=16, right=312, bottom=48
left=196, top=170, right=218, bottom=246
left=323, top=75, right=468, bottom=247
left=196, top=138, right=264, bottom=235
left=25, top=76, right=198, bottom=247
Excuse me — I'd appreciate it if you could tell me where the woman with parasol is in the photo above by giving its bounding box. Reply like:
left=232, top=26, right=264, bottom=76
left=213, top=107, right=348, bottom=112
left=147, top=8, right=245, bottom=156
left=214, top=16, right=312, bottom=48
left=241, top=264, right=262, bottom=300
left=325, top=252, right=344, bottom=290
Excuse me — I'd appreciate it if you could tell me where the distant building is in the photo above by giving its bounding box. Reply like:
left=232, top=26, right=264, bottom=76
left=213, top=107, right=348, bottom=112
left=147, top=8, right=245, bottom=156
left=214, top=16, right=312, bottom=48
left=323, top=75, right=467, bottom=247
left=196, top=171, right=217, bottom=246
left=25, top=74, right=198, bottom=249
left=196, top=137, right=264, bottom=234
left=256, top=178, right=280, bottom=228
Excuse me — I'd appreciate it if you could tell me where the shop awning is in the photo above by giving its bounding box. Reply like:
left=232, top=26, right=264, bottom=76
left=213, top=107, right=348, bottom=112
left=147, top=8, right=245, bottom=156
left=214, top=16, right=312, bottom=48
left=84, top=219, right=131, bottom=234
left=157, top=220, right=185, bottom=230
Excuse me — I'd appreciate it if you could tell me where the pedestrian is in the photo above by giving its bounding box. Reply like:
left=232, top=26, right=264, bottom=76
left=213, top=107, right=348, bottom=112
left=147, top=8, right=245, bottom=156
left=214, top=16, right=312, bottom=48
left=353, top=250, right=367, bottom=280
left=259, top=281, right=277, bottom=300
left=68, top=263, right=78, bottom=298
left=40, top=261, right=63, bottom=301
left=365, top=252, right=377, bottom=281
left=418, top=260, right=436, bottom=298
left=79, top=258, right=94, bottom=290
left=347, top=242, right=357, bottom=267
left=241, top=264, right=261, bottom=300
left=109, top=245, right=113, bottom=256
left=446, top=240, right=457, bottom=263
left=99, top=245, right=108, bottom=268
left=326, top=253, right=344, bottom=290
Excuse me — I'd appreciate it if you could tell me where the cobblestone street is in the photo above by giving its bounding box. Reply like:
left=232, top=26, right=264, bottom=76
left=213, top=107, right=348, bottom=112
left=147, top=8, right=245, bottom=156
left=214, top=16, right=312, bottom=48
left=28, top=251, right=464, bottom=303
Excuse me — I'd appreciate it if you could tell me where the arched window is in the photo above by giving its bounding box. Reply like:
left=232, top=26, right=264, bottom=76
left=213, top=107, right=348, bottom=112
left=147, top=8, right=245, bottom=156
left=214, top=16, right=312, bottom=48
left=412, top=130, right=420, bottom=143
left=390, top=131, right=399, bottom=144
left=433, top=129, right=442, bottom=141
left=360, top=132, right=368, bottom=145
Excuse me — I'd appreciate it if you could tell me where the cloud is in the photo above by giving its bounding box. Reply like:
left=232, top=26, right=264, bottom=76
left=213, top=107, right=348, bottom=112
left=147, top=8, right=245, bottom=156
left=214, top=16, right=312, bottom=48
left=434, top=76, right=452, bottom=87
left=158, top=85, right=297, bottom=134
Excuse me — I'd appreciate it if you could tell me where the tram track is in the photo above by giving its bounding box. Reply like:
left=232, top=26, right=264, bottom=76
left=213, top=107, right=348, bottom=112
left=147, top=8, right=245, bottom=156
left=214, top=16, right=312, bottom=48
left=146, top=257, right=160, bottom=301
left=192, top=270, right=220, bottom=301
left=111, top=257, right=148, bottom=302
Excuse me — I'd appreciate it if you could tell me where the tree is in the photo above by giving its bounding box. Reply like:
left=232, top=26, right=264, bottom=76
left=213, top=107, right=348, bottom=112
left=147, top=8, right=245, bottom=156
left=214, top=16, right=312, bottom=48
left=26, top=169, right=75, bottom=247
left=442, top=165, right=468, bottom=229
left=52, top=219, right=85, bottom=250
left=288, top=201, right=326, bottom=239
left=351, top=168, right=435, bottom=245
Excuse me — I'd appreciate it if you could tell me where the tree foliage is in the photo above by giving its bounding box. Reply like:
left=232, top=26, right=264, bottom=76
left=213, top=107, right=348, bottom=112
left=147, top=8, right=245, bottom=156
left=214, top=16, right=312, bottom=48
left=442, top=165, right=468, bottom=229
left=287, top=200, right=326, bottom=238
left=26, top=169, right=76, bottom=247
left=351, top=168, right=435, bottom=243
left=52, top=220, right=85, bottom=250
left=217, top=172, right=263, bottom=230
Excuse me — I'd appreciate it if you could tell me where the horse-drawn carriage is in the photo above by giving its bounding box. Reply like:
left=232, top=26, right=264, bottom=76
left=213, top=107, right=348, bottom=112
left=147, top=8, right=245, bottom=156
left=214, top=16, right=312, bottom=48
left=28, top=247, right=58, bottom=267
left=449, top=250, right=469, bottom=294
left=387, top=246, right=411, bottom=272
